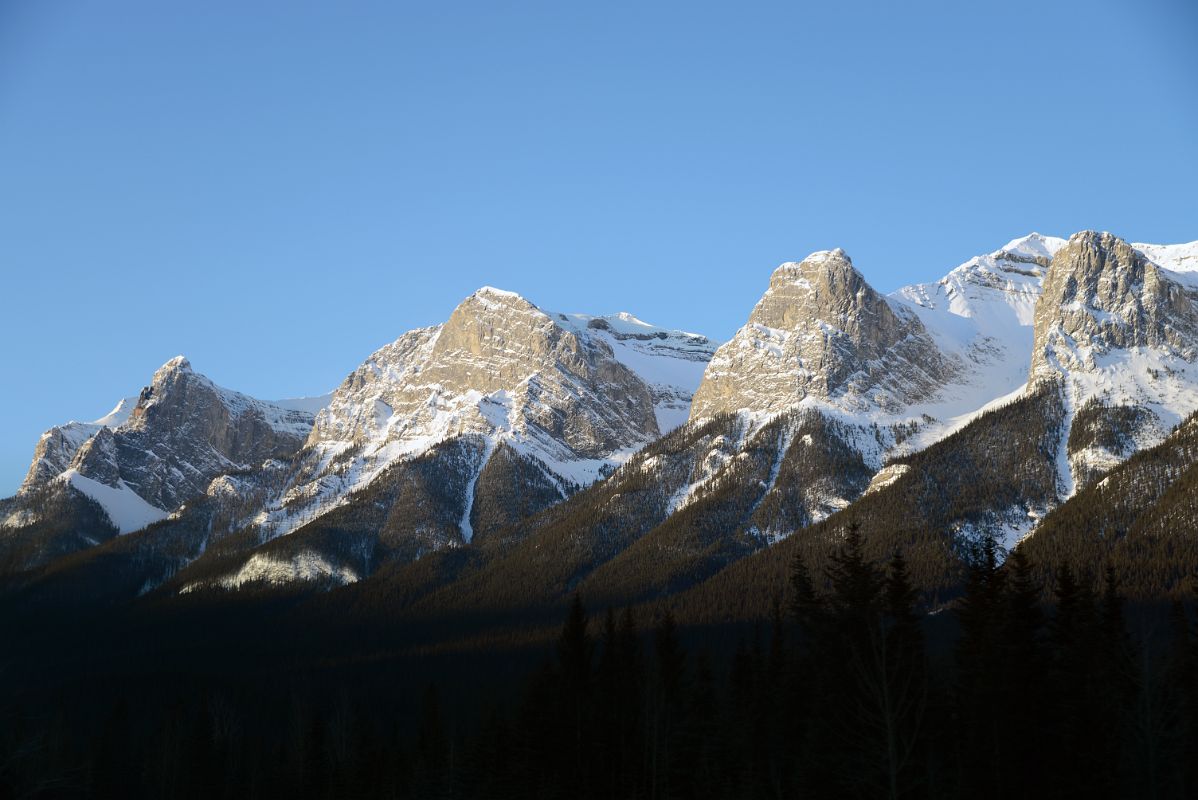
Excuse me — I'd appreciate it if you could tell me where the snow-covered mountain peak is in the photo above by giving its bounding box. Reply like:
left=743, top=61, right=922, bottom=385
left=93, top=396, right=138, bottom=428
left=904, top=233, right=1064, bottom=306
left=145, top=355, right=193, bottom=389
left=613, top=310, right=649, bottom=325
left=473, top=285, right=527, bottom=301
left=894, top=236, right=1058, bottom=324
left=1024, top=231, right=1198, bottom=496
left=8, top=227, right=1198, bottom=591
left=997, top=232, right=1067, bottom=265
left=767, top=248, right=854, bottom=287
left=1032, top=231, right=1198, bottom=376
left=269, top=292, right=716, bottom=540
left=158, top=354, right=192, bottom=373
left=464, top=286, right=538, bottom=315
left=13, top=359, right=318, bottom=536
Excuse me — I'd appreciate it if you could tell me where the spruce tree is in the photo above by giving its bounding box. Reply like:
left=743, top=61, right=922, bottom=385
left=954, top=534, right=1012, bottom=800
left=557, top=593, right=593, bottom=797
left=649, top=611, right=686, bottom=800
left=413, top=684, right=450, bottom=800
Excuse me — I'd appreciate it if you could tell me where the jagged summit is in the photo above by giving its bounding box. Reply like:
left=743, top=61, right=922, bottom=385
left=767, top=247, right=853, bottom=278
left=159, top=354, right=192, bottom=372
left=1018, top=231, right=1198, bottom=496
left=1032, top=230, right=1198, bottom=376
left=255, top=289, right=716, bottom=540
left=12, top=359, right=318, bottom=539
left=7, top=228, right=1198, bottom=593
left=472, top=285, right=528, bottom=302
left=690, top=248, right=957, bottom=421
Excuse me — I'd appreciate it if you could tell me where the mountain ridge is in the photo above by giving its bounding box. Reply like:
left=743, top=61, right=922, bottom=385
left=5, top=231, right=1198, bottom=610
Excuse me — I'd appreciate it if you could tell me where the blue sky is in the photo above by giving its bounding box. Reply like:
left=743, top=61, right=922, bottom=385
left=2, top=0, right=1196, bottom=493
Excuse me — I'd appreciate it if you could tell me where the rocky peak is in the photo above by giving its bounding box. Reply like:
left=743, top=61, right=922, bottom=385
left=275, top=289, right=715, bottom=540
left=690, top=249, right=958, bottom=420
left=431, top=287, right=604, bottom=390
left=156, top=354, right=192, bottom=376
left=14, top=358, right=317, bottom=533
left=754, top=249, right=913, bottom=374
left=128, top=356, right=193, bottom=422
left=308, top=288, right=660, bottom=458
left=20, top=392, right=140, bottom=492
left=1031, top=231, right=1198, bottom=377
left=21, top=423, right=104, bottom=491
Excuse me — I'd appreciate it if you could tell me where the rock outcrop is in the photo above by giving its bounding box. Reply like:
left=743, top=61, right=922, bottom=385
left=1032, top=231, right=1198, bottom=376
left=11, top=357, right=317, bottom=536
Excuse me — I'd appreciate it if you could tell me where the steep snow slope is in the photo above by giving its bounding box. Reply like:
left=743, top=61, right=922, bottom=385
left=886, top=233, right=1066, bottom=451
left=1134, top=240, right=1198, bottom=286
left=62, top=470, right=169, bottom=534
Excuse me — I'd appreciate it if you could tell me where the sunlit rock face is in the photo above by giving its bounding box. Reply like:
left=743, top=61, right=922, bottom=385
left=1032, top=231, right=1198, bottom=377
left=691, top=249, right=957, bottom=419
left=307, top=287, right=659, bottom=461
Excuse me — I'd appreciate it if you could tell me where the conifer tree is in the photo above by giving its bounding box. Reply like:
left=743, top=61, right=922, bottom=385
left=413, top=684, right=450, bottom=800
left=557, top=593, right=592, bottom=796
left=649, top=611, right=686, bottom=800
left=954, top=534, right=1015, bottom=800
left=614, top=607, right=643, bottom=798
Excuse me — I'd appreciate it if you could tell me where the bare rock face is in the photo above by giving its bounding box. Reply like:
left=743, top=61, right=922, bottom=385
left=20, top=397, right=137, bottom=491
left=309, top=288, right=658, bottom=460
left=22, top=423, right=104, bottom=490
left=1032, top=231, right=1198, bottom=376
left=72, top=427, right=123, bottom=487
left=691, top=249, right=957, bottom=419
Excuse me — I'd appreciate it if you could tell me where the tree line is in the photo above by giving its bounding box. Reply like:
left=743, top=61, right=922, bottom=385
left=4, top=525, right=1198, bottom=798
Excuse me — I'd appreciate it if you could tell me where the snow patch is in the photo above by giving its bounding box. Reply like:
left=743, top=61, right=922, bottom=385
left=1134, top=240, right=1198, bottom=288
left=459, top=439, right=496, bottom=543
left=204, top=551, right=360, bottom=590
left=864, top=463, right=911, bottom=495
left=63, top=470, right=167, bottom=534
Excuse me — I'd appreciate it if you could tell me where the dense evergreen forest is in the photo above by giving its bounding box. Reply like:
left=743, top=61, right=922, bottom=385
left=4, top=527, right=1198, bottom=799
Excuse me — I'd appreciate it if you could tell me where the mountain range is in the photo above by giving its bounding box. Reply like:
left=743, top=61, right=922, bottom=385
left=5, top=229, right=1198, bottom=625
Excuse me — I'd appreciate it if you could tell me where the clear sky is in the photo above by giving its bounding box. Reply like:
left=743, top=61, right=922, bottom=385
left=2, top=0, right=1196, bottom=493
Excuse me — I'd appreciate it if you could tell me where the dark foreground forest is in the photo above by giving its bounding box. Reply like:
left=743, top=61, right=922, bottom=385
left=3, top=528, right=1198, bottom=800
